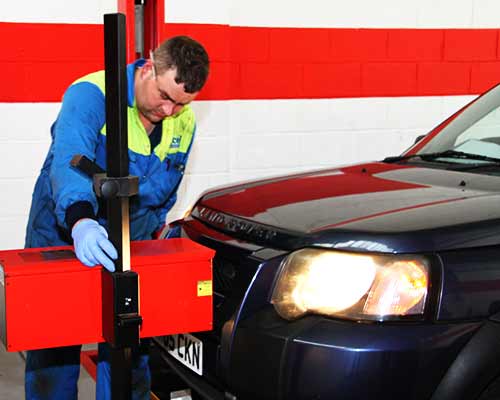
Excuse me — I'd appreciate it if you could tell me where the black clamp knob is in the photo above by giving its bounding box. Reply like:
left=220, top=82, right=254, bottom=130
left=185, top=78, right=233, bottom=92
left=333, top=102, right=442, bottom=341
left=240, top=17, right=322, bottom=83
left=93, top=174, right=139, bottom=199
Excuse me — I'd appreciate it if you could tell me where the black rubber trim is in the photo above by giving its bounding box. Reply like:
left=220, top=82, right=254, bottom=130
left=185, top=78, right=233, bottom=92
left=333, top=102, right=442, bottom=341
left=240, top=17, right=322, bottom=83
left=152, top=338, right=226, bottom=400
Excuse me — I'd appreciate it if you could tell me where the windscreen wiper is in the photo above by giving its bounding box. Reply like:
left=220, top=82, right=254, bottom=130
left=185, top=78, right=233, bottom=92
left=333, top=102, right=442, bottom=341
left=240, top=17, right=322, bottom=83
left=383, top=150, right=500, bottom=164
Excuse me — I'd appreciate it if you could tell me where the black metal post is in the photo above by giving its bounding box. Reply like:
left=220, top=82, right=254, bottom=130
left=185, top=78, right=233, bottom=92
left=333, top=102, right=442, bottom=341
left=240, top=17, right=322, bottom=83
left=102, top=13, right=141, bottom=400
left=104, top=13, right=131, bottom=273
left=71, top=13, right=142, bottom=400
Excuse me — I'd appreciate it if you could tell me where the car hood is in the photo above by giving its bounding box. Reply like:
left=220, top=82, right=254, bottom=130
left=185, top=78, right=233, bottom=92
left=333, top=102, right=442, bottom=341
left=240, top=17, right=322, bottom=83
left=195, top=162, right=500, bottom=253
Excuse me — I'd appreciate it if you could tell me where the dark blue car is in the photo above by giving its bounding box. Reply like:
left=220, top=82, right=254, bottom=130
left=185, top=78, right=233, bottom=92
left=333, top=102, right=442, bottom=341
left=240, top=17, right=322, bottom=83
left=152, top=83, right=500, bottom=400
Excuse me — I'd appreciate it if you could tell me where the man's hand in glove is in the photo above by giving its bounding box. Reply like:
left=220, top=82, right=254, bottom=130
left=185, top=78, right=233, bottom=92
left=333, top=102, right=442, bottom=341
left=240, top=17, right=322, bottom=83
left=71, top=218, right=118, bottom=272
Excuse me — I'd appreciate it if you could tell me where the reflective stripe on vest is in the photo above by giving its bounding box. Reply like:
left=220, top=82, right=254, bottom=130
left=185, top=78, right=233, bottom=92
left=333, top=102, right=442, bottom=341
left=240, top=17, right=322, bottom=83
left=72, top=70, right=195, bottom=161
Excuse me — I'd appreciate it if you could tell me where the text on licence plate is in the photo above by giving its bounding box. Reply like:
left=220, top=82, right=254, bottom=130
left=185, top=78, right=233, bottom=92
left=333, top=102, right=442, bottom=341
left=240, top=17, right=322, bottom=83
left=166, top=333, right=203, bottom=375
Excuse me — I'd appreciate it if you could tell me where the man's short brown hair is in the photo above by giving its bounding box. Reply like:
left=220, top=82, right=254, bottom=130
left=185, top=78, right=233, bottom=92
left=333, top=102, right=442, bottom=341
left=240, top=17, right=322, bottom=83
left=153, top=36, right=209, bottom=93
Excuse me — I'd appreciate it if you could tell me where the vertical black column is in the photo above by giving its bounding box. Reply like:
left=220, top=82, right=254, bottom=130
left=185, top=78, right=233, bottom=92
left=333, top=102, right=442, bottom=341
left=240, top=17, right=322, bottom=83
left=103, top=14, right=141, bottom=400
left=71, top=12, right=141, bottom=400
left=104, top=13, right=131, bottom=273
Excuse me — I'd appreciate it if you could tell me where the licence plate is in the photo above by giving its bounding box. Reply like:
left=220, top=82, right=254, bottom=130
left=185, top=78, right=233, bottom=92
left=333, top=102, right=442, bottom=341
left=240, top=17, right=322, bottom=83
left=166, top=333, right=203, bottom=375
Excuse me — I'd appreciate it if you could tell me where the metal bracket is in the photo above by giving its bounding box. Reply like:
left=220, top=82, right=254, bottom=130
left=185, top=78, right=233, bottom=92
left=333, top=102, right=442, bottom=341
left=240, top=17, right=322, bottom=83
left=93, top=174, right=139, bottom=199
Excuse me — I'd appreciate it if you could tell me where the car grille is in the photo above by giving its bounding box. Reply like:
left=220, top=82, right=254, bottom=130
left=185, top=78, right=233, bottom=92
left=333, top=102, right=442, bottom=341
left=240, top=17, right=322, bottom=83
left=213, top=256, right=237, bottom=295
left=210, top=254, right=260, bottom=338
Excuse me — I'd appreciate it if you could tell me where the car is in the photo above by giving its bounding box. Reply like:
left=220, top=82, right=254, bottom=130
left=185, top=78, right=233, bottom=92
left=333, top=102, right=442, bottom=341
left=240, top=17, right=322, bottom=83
left=150, top=83, right=500, bottom=400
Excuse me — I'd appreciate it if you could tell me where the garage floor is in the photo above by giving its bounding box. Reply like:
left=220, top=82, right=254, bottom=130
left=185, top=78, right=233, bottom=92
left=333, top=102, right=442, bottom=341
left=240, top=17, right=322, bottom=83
left=0, top=343, right=181, bottom=399
left=0, top=344, right=95, bottom=399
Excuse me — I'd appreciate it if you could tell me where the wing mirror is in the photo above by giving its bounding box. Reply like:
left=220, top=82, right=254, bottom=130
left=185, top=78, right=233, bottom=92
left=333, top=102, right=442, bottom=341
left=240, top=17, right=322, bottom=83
left=414, top=134, right=426, bottom=144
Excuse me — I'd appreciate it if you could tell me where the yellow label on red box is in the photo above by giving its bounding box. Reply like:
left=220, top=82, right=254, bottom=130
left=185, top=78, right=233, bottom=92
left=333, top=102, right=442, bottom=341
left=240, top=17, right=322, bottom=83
left=197, top=280, right=212, bottom=296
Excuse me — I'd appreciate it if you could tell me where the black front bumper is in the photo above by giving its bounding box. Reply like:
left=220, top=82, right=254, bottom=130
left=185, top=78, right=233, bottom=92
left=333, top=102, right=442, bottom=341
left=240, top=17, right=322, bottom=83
left=152, top=308, right=482, bottom=400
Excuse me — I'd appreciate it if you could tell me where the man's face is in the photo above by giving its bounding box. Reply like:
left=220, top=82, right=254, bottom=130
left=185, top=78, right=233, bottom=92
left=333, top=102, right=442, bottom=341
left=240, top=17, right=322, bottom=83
left=136, top=63, right=199, bottom=124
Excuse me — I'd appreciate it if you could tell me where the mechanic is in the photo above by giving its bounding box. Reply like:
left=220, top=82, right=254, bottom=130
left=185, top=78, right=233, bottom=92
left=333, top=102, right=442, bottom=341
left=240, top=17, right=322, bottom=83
left=23, top=35, right=209, bottom=400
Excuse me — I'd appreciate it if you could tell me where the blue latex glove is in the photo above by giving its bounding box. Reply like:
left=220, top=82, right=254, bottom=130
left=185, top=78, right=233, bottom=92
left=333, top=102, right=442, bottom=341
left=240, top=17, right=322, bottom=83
left=71, top=219, right=117, bottom=272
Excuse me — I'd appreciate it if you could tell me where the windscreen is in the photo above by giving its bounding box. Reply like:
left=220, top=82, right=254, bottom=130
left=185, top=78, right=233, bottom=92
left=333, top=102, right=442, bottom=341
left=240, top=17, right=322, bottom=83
left=417, top=85, right=500, bottom=162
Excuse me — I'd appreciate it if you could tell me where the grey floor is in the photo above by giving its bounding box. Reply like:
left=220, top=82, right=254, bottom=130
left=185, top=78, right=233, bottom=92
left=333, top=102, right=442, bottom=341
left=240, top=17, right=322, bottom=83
left=0, top=345, right=95, bottom=400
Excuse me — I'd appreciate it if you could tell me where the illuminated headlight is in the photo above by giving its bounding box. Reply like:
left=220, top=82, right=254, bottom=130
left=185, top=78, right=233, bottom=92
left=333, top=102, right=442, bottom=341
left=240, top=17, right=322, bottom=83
left=271, top=248, right=430, bottom=321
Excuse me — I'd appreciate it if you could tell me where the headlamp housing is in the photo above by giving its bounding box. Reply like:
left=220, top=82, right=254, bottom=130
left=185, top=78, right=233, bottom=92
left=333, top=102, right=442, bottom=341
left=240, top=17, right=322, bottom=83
left=271, top=248, right=430, bottom=321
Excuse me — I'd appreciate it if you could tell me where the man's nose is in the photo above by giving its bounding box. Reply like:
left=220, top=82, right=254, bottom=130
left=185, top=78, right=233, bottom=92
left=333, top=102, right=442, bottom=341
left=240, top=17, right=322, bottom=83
left=161, top=102, right=175, bottom=116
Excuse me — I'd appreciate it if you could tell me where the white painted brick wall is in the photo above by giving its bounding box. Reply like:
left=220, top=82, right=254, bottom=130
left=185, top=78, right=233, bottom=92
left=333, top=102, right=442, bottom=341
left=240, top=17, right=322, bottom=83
left=167, top=0, right=499, bottom=28
left=472, top=0, right=500, bottom=27
left=0, top=104, right=54, bottom=249
left=233, top=134, right=302, bottom=169
left=0, top=179, right=37, bottom=217
left=165, top=0, right=230, bottom=25
left=0, top=143, right=50, bottom=179
left=187, top=137, right=230, bottom=174
left=1, top=103, right=60, bottom=142
left=298, top=131, right=357, bottom=166
left=191, top=102, right=230, bottom=138
left=0, top=217, right=29, bottom=250
left=1, top=0, right=117, bottom=23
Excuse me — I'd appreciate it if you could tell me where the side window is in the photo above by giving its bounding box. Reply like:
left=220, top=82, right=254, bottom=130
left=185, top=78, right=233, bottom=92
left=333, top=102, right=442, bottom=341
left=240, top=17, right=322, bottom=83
left=454, top=107, right=500, bottom=146
left=453, top=107, right=500, bottom=158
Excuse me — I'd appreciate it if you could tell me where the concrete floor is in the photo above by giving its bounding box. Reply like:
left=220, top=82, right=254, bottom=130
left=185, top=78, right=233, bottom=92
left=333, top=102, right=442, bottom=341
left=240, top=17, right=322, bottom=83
left=0, top=345, right=95, bottom=400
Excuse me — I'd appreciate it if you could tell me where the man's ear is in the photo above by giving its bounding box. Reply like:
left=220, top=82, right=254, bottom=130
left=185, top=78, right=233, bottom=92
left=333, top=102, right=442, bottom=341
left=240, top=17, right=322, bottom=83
left=140, top=61, right=154, bottom=79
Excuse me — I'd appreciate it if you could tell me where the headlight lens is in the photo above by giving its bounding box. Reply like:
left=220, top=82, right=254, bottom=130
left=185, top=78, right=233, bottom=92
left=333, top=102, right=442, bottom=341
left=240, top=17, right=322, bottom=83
left=271, top=248, right=429, bottom=321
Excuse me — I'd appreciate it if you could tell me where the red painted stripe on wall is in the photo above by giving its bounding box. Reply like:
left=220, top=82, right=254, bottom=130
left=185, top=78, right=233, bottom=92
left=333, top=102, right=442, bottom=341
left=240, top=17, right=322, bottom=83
left=165, top=24, right=500, bottom=100
left=2, top=22, right=500, bottom=102
left=0, top=22, right=104, bottom=102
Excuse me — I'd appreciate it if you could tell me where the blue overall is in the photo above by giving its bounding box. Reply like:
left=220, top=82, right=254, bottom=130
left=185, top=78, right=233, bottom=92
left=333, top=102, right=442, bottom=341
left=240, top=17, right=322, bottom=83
left=24, top=59, right=196, bottom=399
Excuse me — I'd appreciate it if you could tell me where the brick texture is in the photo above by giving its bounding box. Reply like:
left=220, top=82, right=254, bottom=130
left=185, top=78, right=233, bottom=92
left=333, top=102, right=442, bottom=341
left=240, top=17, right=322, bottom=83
left=2, top=22, right=498, bottom=101
left=362, top=63, right=418, bottom=96
left=444, top=29, right=498, bottom=61
left=418, top=62, right=471, bottom=95
left=471, top=62, right=500, bottom=93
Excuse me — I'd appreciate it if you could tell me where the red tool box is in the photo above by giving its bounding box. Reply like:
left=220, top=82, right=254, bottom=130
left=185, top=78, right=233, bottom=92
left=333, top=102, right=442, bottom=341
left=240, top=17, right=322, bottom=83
left=0, top=238, right=214, bottom=352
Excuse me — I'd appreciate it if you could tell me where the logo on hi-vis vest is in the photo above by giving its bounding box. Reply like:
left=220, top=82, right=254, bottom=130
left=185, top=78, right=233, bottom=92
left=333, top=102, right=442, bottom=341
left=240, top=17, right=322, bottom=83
left=171, top=136, right=181, bottom=149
